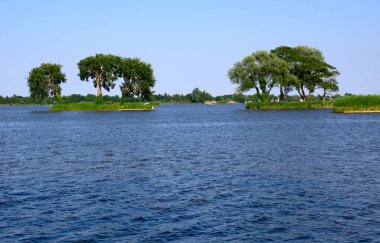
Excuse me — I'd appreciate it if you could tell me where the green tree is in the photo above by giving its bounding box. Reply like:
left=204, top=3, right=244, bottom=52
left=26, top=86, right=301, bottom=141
left=272, top=45, right=339, bottom=101
left=77, top=54, right=122, bottom=101
left=119, top=58, right=156, bottom=101
left=228, top=50, right=291, bottom=102
left=319, top=76, right=339, bottom=101
left=27, top=63, right=66, bottom=101
left=191, top=88, right=202, bottom=103
left=85, top=94, right=96, bottom=102
left=190, top=88, right=213, bottom=103
left=215, top=93, right=247, bottom=103
left=270, top=46, right=298, bottom=100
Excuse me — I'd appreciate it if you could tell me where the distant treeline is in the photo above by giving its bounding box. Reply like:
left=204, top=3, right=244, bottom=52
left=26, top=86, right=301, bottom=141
left=0, top=89, right=351, bottom=105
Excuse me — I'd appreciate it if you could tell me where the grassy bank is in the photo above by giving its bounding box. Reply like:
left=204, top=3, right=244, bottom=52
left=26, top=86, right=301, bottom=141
left=50, top=102, right=159, bottom=111
left=333, top=95, right=380, bottom=113
left=246, top=101, right=333, bottom=110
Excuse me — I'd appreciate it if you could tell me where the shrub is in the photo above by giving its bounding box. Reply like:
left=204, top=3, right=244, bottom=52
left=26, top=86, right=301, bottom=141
left=96, top=95, right=104, bottom=105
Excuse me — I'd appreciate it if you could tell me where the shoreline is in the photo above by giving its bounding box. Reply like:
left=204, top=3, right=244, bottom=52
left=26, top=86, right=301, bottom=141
left=49, top=103, right=157, bottom=111
left=246, top=101, right=333, bottom=110
left=341, top=110, right=380, bottom=114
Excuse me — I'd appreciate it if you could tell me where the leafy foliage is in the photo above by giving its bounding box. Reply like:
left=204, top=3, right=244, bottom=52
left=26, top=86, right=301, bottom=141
left=77, top=54, right=122, bottom=98
left=27, top=63, right=66, bottom=101
left=190, top=88, right=213, bottom=103
left=228, top=50, right=292, bottom=102
left=319, top=77, right=339, bottom=101
left=119, top=58, right=156, bottom=101
left=77, top=54, right=156, bottom=102
left=271, top=46, right=340, bottom=101
left=214, top=93, right=247, bottom=103
left=96, top=95, right=104, bottom=105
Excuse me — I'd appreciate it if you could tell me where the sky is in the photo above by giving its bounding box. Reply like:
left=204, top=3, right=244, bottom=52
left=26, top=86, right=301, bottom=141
left=0, top=0, right=379, bottom=97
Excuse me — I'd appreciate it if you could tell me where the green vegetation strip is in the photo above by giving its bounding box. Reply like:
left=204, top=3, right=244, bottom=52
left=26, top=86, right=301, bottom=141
left=333, top=95, right=380, bottom=113
left=246, top=101, right=333, bottom=110
left=50, top=102, right=159, bottom=111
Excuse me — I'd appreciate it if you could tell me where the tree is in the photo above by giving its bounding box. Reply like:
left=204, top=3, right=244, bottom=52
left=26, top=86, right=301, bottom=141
left=228, top=50, right=291, bottom=102
left=85, top=94, right=96, bottom=102
left=319, top=76, right=339, bottom=101
left=191, top=88, right=202, bottom=103
left=27, top=63, right=66, bottom=101
left=190, top=88, right=213, bottom=103
left=270, top=46, right=298, bottom=101
left=77, top=54, right=122, bottom=101
left=272, top=45, right=340, bottom=101
left=119, top=58, right=156, bottom=101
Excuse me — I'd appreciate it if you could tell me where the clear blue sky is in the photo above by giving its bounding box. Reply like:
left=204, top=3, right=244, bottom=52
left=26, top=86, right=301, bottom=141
left=0, top=0, right=379, bottom=96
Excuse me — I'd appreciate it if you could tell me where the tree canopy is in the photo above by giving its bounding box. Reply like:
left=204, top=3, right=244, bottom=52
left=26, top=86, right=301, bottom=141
left=77, top=54, right=122, bottom=98
left=190, top=88, right=213, bottom=103
left=119, top=58, right=156, bottom=101
left=319, top=77, right=339, bottom=101
left=228, top=50, right=292, bottom=102
left=77, top=54, right=156, bottom=102
left=271, top=45, right=340, bottom=101
left=228, top=46, right=340, bottom=102
left=27, top=63, right=66, bottom=101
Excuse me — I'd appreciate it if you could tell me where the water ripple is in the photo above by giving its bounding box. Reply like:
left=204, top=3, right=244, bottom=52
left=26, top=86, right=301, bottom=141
left=0, top=105, right=379, bottom=242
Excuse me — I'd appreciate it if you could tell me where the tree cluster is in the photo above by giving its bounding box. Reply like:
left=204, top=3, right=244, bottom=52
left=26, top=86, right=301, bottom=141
left=78, top=54, right=155, bottom=102
left=228, top=46, right=340, bottom=102
left=27, top=54, right=156, bottom=103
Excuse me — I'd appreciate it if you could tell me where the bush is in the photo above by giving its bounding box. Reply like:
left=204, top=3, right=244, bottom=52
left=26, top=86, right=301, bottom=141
left=96, top=95, right=104, bottom=105
left=56, top=94, right=63, bottom=104
left=120, top=96, right=125, bottom=105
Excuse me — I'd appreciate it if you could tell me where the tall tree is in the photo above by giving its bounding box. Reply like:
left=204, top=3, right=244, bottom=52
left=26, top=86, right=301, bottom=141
left=270, top=46, right=298, bottom=101
left=77, top=54, right=122, bottom=98
left=27, top=63, right=66, bottom=101
left=272, top=45, right=339, bottom=101
left=228, top=51, right=291, bottom=102
left=119, top=58, right=156, bottom=101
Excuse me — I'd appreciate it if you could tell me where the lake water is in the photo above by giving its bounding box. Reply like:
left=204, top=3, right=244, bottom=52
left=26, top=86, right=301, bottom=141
left=1, top=104, right=379, bottom=242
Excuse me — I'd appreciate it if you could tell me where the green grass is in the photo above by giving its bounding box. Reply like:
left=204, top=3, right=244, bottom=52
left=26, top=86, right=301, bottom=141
left=50, top=102, right=159, bottom=111
left=246, top=101, right=333, bottom=110
left=333, top=95, right=380, bottom=113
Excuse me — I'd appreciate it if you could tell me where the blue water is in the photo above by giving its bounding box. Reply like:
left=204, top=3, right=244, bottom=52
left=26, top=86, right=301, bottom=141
left=1, top=104, right=379, bottom=242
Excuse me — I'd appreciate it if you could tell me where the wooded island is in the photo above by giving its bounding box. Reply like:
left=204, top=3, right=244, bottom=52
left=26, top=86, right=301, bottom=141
left=12, top=45, right=379, bottom=112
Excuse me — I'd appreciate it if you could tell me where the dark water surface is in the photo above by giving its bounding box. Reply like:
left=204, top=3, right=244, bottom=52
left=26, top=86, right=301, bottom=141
left=1, top=104, right=379, bottom=242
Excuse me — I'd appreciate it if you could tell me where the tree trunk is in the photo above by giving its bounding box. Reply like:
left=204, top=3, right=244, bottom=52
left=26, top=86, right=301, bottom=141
left=95, top=73, right=102, bottom=97
left=322, top=89, right=327, bottom=102
left=300, top=86, right=307, bottom=101
left=296, top=88, right=303, bottom=101
left=279, top=85, right=285, bottom=101
left=259, top=80, right=270, bottom=102
left=254, top=87, right=261, bottom=102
